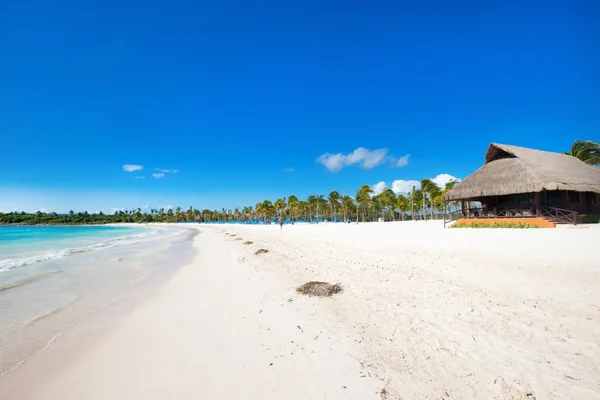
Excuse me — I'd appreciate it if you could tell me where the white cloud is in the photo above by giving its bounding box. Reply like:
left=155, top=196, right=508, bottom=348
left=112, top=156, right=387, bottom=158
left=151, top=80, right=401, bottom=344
left=283, top=167, right=295, bottom=172
left=157, top=168, right=179, bottom=173
left=388, top=173, right=461, bottom=195
left=317, top=153, right=346, bottom=172
left=346, top=148, right=388, bottom=169
left=135, top=176, right=146, bottom=179
left=152, top=173, right=165, bottom=179
left=391, top=180, right=421, bottom=194
left=142, top=204, right=149, bottom=210
left=372, top=181, right=387, bottom=195
left=123, top=164, right=143, bottom=172
left=392, top=154, right=410, bottom=167
left=431, top=173, right=460, bottom=188
left=317, top=147, right=389, bottom=173
left=173, top=170, right=179, bottom=173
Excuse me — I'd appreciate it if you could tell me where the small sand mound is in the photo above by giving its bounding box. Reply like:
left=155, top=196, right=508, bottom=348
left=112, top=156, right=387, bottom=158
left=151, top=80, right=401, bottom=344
left=244, top=241, right=254, bottom=245
left=235, top=238, right=243, bottom=241
left=230, top=234, right=237, bottom=237
left=255, top=249, right=269, bottom=255
left=296, top=282, right=342, bottom=297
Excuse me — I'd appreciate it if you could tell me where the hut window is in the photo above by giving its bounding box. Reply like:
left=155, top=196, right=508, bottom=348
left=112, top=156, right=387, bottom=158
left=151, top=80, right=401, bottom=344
left=568, top=191, right=581, bottom=204
left=592, top=193, right=599, bottom=205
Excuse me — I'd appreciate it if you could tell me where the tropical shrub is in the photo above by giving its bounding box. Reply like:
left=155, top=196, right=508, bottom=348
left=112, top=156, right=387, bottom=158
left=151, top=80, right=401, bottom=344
left=450, top=222, right=541, bottom=229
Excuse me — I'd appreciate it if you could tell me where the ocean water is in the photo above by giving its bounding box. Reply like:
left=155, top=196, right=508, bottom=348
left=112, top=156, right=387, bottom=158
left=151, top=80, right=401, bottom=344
left=0, top=226, right=153, bottom=271
left=0, top=225, right=195, bottom=377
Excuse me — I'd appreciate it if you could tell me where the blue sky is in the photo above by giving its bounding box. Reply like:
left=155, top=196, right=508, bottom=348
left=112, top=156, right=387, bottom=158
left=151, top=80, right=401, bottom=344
left=1, top=1, right=599, bottom=213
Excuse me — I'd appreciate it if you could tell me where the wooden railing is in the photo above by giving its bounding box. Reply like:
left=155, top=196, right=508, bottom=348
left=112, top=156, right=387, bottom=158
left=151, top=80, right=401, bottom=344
left=443, top=206, right=578, bottom=227
left=539, top=206, right=578, bottom=225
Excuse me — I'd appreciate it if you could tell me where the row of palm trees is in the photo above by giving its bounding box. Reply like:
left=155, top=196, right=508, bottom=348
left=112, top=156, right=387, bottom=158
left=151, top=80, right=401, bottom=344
left=198, top=179, right=459, bottom=223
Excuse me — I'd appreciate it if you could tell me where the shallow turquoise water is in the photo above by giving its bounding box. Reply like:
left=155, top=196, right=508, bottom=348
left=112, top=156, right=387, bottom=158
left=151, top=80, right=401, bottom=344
left=0, top=226, right=150, bottom=271
left=0, top=225, right=192, bottom=376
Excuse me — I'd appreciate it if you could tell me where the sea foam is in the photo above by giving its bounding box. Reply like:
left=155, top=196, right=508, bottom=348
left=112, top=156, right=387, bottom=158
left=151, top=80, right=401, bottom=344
left=0, top=228, right=178, bottom=272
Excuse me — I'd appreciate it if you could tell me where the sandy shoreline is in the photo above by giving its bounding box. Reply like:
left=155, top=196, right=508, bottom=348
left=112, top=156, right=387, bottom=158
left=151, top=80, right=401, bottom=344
left=1, top=222, right=599, bottom=399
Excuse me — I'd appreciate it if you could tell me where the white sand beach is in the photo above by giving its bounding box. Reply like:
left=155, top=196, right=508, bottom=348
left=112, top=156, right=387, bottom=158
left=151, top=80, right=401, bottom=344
left=1, top=221, right=599, bottom=399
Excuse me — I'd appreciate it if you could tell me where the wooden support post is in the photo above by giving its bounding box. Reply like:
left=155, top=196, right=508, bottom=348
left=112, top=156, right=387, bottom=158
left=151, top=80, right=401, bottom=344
left=535, top=192, right=542, bottom=217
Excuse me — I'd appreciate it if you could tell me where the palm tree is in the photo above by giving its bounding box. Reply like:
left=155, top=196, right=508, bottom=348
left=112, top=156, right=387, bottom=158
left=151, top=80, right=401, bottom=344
left=341, top=195, right=354, bottom=222
left=307, top=195, right=317, bottom=222
left=261, top=200, right=274, bottom=222
left=328, top=191, right=341, bottom=222
left=442, top=180, right=460, bottom=213
left=356, top=184, right=373, bottom=222
left=287, top=195, right=299, bottom=222
left=315, top=195, right=325, bottom=222
left=371, top=193, right=383, bottom=221
left=408, top=187, right=424, bottom=220
left=564, top=140, right=600, bottom=166
left=379, top=188, right=397, bottom=221
left=421, top=179, right=442, bottom=220
left=255, top=202, right=264, bottom=222
left=396, top=194, right=409, bottom=220
left=274, top=198, right=287, bottom=218
left=410, top=185, right=416, bottom=220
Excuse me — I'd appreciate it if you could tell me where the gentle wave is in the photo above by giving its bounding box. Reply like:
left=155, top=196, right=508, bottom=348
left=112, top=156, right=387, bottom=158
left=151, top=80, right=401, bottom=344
left=0, top=229, right=179, bottom=272
left=0, top=270, right=62, bottom=292
left=0, top=251, right=72, bottom=272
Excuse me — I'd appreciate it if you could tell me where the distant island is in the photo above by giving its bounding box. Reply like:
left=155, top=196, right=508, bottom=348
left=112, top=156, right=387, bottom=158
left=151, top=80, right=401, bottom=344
left=0, top=210, right=182, bottom=225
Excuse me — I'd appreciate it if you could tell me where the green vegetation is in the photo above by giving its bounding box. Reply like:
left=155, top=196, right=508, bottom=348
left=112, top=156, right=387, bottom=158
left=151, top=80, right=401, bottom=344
left=581, top=214, right=600, bottom=224
left=1, top=180, right=462, bottom=225
left=564, top=140, right=600, bottom=166
left=0, top=207, right=198, bottom=225
left=451, top=222, right=541, bottom=229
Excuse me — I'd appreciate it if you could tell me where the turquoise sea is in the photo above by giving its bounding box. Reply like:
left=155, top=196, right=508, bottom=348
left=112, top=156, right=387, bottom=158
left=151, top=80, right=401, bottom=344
left=0, top=225, right=194, bottom=377
left=0, top=225, right=152, bottom=271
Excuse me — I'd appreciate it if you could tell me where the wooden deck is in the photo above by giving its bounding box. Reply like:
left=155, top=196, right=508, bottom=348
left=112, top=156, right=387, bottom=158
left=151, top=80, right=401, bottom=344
left=444, top=206, right=578, bottom=227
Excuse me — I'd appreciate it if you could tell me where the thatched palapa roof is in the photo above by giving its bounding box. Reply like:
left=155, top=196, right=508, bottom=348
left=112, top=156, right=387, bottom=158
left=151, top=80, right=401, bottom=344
left=443, top=143, right=600, bottom=201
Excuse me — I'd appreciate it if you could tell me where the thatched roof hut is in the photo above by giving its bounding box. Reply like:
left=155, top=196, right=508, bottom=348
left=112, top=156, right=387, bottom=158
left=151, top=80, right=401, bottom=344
left=443, top=143, right=600, bottom=202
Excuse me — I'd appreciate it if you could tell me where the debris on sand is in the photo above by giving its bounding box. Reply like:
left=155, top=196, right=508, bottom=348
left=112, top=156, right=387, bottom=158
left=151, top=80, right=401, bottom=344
left=296, top=282, right=342, bottom=297
left=255, top=249, right=269, bottom=255
left=235, top=238, right=243, bottom=241
left=244, top=241, right=254, bottom=245
left=380, top=387, right=388, bottom=399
